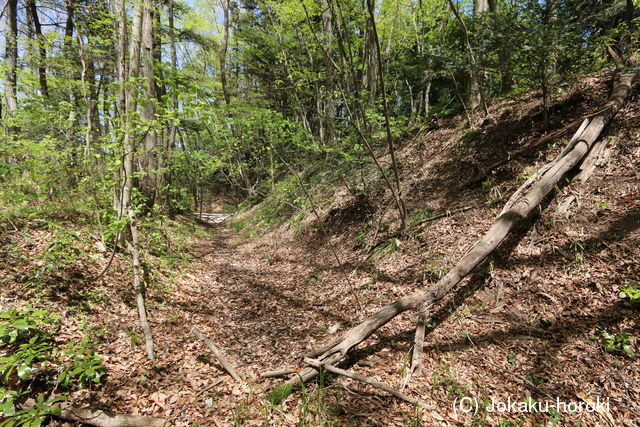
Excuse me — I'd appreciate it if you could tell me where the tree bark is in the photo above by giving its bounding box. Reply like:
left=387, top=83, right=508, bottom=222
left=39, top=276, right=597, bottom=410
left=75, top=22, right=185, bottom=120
left=277, top=56, right=636, bottom=395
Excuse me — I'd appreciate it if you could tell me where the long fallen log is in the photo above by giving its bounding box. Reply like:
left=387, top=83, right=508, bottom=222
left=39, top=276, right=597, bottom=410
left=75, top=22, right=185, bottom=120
left=271, top=51, right=636, bottom=401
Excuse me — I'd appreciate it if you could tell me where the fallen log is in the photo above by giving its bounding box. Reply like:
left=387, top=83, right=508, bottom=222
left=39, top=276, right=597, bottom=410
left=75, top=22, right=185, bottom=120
left=304, top=357, right=431, bottom=409
left=271, top=51, right=636, bottom=401
left=192, top=327, right=244, bottom=382
left=59, top=404, right=168, bottom=427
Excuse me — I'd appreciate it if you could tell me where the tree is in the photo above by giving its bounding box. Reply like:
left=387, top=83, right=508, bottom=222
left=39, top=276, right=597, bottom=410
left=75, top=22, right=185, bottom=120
left=3, top=0, right=19, bottom=132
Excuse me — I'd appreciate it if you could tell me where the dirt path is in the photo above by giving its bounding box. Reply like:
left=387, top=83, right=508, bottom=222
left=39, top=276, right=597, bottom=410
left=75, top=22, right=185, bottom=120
left=104, top=223, right=376, bottom=424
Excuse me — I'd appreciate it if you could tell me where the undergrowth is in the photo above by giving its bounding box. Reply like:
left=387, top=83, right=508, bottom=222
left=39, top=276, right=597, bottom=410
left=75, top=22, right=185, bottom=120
left=0, top=306, right=106, bottom=426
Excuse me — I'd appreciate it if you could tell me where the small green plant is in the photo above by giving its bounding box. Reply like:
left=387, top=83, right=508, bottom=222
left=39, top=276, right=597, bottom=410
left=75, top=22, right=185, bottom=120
left=483, top=183, right=502, bottom=205
left=409, top=208, right=434, bottom=227
left=619, top=282, right=640, bottom=306
left=598, top=330, right=636, bottom=358
left=432, top=359, right=468, bottom=397
left=570, top=241, right=585, bottom=264
left=525, top=373, right=547, bottom=386
left=547, top=407, right=562, bottom=424
left=0, top=306, right=106, bottom=425
left=594, top=200, right=611, bottom=210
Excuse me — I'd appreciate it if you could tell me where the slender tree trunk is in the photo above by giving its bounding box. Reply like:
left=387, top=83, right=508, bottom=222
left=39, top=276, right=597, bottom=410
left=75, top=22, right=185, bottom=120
left=123, top=1, right=143, bottom=214
left=3, top=0, right=19, bottom=131
left=26, top=0, right=49, bottom=99
left=142, top=0, right=158, bottom=207
left=111, top=0, right=127, bottom=214
left=76, top=32, right=94, bottom=157
left=322, top=0, right=336, bottom=146
left=64, top=0, right=78, bottom=140
left=120, top=0, right=155, bottom=360
left=366, top=0, right=406, bottom=230
left=65, top=0, right=75, bottom=50
left=467, top=0, right=489, bottom=112
left=168, top=0, right=178, bottom=150
left=220, top=0, right=231, bottom=105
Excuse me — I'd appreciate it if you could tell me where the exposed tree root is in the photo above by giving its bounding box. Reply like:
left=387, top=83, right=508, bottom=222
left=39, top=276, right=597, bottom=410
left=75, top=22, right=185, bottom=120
left=23, top=399, right=167, bottom=427
left=57, top=403, right=167, bottom=427
left=270, top=52, right=635, bottom=402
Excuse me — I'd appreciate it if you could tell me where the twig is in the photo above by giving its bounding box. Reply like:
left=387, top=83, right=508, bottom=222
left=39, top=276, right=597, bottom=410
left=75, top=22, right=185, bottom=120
left=416, top=206, right=474, bottom=226
left=304, top=357, right=431, bottom=409
left=192, top=327, right=243, bottom=382
left=195, top=377, right=225, bottom=397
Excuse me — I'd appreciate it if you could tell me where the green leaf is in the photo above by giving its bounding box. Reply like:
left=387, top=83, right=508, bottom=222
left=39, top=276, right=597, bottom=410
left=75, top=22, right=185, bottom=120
left=12, top=320, right=28, bottom=331
left=0, top=400, right=16, bottom=416
left=17, top=365, right=32, bottom=380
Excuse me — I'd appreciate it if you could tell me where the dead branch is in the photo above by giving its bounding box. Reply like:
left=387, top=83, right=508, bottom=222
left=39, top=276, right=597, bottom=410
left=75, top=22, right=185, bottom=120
left=417, top=206, right=473, bottom=226
left=192, top=327, right=244, bottom=382
left=499, top=118, right=590, bottom=216
left=304, top=358, right=431, bottom=409
left=486, top=116, right=593, bottom=174
left=270, top=56, right=636, bottom=401
left=402, top=304, right=428, bottom=389
left=261, top=368, right=298, bottom=378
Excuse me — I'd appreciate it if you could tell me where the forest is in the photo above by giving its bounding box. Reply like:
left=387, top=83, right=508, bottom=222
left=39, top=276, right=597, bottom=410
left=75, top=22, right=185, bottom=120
left=0, top=0, right=639, bottom=424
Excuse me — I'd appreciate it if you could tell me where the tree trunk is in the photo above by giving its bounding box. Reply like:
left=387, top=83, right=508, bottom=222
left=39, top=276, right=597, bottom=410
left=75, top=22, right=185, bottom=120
left=366, top=0, right=406, bottom=230
left=65, top=0, right=75, bottom=50
left=168, top=0, right=178, bottom=150
left=26, top=0, right=49, bottom=99
left=111, top=0, right=127, bottom=215
left=276, top=57, right=635, bottom=395
left=121, top=0, right=155, bottom=360
left=220, top=0, right=231, bottom=105
left=142, top=0, right=159, bottom=207
left=322, top=0, right=336, bottom=146
left=467, top=0, right=489, bottom=111
left=76, top=31, right=94, bottom=157
left=3, top=0, right=19, bottom=130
